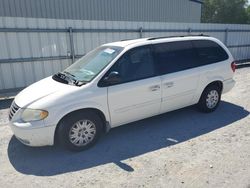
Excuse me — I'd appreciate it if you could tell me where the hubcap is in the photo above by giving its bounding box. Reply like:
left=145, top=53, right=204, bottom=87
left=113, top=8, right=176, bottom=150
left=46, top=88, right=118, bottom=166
left=206, top=90, right=219, bottom=109
left=69, top=120, right=96, bottom=146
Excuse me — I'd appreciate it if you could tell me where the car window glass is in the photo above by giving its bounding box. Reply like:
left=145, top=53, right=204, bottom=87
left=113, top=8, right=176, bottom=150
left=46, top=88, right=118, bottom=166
left=192, top=40, right=229, bottom=65
left=107, top=46, right=156, bottom=84
left=64, top=46, right=123, bottom=82
left=153, top=41, right=198, bottom=74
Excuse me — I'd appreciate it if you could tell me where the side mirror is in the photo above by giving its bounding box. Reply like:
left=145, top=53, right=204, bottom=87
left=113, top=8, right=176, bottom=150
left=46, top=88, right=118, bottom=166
left=101, top=71, right=121, bottom=86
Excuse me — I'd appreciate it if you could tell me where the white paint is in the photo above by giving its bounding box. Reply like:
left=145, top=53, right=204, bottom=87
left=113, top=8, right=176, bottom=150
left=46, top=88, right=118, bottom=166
left=9, top=36, right=235, bottom=147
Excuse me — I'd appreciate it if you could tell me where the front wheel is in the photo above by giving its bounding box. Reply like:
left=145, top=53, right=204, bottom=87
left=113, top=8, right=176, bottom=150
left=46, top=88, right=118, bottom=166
left=57, top=111, right=103, bottom=151
left=197, top=85, right=221, bottom=113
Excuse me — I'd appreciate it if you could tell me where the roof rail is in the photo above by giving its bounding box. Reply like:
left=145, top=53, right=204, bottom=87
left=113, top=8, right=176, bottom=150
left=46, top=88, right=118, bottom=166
left=120, top=39, right=134, bottom=41
left=148, top=34, right=209, bottom=41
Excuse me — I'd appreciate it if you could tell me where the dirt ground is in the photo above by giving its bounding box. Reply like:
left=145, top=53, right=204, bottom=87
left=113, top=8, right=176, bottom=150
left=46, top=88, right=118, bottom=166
left=0, top=67, right=249, bottom=188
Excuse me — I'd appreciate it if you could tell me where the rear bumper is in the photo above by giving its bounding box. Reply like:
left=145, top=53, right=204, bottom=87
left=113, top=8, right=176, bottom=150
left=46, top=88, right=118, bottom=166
left=9, top=121, right=56, bottom=147
left=222, top=78, right=236, bottom=94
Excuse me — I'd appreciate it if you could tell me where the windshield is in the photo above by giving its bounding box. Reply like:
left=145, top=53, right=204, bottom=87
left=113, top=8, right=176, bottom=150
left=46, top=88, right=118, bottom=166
left=63, top=46, right=123, bottom=83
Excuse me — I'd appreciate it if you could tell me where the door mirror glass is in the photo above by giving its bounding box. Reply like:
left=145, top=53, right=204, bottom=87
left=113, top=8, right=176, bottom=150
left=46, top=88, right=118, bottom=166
left=102, top=71, right=121, bottom=86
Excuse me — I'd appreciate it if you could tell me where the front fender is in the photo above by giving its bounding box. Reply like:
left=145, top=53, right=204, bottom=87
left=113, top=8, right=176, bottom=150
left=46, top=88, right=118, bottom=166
left=44, top=101, right=110, bottom=128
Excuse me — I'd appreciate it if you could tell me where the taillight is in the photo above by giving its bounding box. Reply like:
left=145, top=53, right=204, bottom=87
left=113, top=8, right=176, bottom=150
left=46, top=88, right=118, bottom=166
left=231, top=62, right=236, bottom=73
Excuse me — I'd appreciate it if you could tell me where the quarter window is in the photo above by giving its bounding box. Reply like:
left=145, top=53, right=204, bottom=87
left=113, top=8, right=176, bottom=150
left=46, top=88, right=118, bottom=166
left=192, top=40, right=229, bottom=65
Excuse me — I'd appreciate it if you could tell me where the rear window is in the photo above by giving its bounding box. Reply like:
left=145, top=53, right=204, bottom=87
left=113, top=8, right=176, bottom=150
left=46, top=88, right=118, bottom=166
left=192, top=40, right=229, bottom=65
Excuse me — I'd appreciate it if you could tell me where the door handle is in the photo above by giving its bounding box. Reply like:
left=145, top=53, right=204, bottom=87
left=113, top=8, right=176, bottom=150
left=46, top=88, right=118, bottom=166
left=164, top=82, right=174, bottom=88
left=150, top=85, right=160, bottom=91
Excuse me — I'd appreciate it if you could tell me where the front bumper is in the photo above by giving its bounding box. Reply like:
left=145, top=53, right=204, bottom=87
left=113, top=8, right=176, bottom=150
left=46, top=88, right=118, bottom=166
left=9, top=121, right=56, bottom=147
left=222, top=78, right=236, bottom=94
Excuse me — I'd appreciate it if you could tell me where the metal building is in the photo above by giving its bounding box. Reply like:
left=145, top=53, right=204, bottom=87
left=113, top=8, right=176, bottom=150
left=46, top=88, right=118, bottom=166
left=0, top=0, right=203, bottom=23
left=1, top=0, right=250, bottom=93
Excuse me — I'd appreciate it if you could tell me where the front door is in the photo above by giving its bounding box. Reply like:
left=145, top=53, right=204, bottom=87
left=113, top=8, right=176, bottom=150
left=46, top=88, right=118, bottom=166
left=105, top=45, right=162, bottom=127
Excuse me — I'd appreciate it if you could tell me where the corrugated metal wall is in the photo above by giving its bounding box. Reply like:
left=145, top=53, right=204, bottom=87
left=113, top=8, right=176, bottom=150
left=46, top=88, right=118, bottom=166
left=0, top=0, right=202, bottom=23
left=0, top=16, right=250, bottom=92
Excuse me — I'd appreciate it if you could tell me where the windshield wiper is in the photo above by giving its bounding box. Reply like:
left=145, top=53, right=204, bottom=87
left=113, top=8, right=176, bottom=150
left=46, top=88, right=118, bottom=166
left=63, top=71, right=76, bottom=78
left=73, top=80, right=88, bottom=86
left=53, top=72, right=88, bottom=87
left=52, top=72, right=69, bottom=84
left=63, top=71, right=90, bottom=86
left=54, top=72, right=88, bottom=87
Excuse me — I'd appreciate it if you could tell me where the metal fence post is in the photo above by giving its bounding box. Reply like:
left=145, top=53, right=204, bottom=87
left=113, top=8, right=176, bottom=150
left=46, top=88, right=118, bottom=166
left=139, top=27, right=143, bottom=38
left=69, top=27, right=75, bottom=64
left=225, top=28, right=229, bottom=46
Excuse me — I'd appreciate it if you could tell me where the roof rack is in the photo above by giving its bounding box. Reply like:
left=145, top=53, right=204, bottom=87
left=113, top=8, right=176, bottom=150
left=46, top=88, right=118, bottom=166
left=120, top=39, right=134, bottom=41
left=148, top=34, right=209, bottom=41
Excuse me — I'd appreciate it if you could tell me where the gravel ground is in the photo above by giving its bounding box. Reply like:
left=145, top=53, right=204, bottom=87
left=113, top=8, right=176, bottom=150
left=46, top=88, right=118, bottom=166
left=0, top=67, right=249, bottom=188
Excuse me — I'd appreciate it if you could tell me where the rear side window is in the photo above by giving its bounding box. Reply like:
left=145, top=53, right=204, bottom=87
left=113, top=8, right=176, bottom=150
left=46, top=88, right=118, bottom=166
left=153, top=41, right=199, bottom=74
left=192, top=40, right=229, bottom=65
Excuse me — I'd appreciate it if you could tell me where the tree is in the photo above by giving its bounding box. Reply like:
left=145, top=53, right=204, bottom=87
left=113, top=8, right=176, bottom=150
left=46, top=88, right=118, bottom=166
left=201, top=0, right=249, bottom=24
left=246, top=5, right=250, bottom=23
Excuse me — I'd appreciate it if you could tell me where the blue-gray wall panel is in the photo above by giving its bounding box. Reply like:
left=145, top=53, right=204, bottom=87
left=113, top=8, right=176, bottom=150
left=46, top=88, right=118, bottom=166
left=0, top=0, right=202, bottom=23
left=2, top=16, right=250, bottom=91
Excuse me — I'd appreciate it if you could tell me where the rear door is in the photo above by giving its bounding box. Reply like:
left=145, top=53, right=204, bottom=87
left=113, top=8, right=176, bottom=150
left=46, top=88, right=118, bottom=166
left=103, top=45, right=162, bottom=127
left=152, top=40, right=201, bottom=113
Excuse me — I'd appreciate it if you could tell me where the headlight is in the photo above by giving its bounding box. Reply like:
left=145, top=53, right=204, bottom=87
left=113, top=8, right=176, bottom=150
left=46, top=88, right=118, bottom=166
left=21, top=109, right=48, bottom=122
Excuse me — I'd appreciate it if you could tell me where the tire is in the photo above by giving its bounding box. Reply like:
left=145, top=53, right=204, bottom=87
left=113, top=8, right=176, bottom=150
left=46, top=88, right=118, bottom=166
left=197, top=84, right=221, bottom=113
left=57, top=111, right=103, bottom=151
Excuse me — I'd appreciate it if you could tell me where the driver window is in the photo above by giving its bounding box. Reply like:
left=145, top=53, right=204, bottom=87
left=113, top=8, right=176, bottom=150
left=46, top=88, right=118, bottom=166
left=108, top=45, right=156, bottom=84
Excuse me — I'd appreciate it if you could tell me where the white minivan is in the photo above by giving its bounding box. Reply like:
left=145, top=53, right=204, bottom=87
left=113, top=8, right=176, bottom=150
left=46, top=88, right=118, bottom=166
left=9, top=36, right=236, bottom=151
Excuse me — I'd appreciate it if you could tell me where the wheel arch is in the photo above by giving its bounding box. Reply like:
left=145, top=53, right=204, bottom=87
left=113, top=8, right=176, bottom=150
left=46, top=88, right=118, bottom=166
left=204, top=80, right=223, bottom=92
left=197, top=80, right=223, bottom=113
left=199, top=80, right=223, bottom=102
left=54, top=108, right=109, bottom=145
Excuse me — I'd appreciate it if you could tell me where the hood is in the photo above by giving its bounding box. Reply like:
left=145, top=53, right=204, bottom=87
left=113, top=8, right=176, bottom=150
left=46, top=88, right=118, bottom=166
left=15, top=76, right=75, bottom=108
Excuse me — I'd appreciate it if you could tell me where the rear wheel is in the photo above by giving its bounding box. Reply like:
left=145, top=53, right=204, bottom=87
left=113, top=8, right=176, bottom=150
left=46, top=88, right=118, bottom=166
left=197, top=85, right=221, bottom=113
left=57, top=111, right=103, bottom=151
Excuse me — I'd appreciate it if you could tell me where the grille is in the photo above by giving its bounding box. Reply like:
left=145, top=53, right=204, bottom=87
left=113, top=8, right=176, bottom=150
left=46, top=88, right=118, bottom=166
left=9, top=101, right=20, bottom=121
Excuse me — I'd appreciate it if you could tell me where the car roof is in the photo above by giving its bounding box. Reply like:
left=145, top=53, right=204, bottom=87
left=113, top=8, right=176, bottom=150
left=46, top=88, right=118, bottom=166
left=103, top=35, right=214, bottom=48
left=103, top=38, right=149, bottom=48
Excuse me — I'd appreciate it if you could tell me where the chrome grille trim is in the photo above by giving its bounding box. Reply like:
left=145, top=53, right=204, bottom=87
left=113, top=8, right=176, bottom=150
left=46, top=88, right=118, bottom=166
left=9, top=101, right=20, bottom=121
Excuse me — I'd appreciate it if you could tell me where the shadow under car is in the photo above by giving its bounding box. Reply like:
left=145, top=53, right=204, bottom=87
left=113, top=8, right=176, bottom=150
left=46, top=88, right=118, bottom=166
left=7, top=101, right=249, bottom=176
